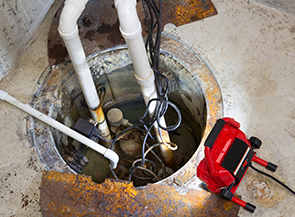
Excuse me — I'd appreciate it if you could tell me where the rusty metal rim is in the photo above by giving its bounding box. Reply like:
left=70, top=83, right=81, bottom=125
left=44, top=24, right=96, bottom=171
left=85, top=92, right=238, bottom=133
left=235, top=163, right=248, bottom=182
left=29, top=34, right=223, bottom=189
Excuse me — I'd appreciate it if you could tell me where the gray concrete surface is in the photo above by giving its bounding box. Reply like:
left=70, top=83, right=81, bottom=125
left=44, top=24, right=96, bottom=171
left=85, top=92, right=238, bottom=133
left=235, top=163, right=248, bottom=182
left=0, top=0, right=54, bottom=80
left=0, top=0, right=295, bottom=216
left=254, top=0, right=295, bottom=16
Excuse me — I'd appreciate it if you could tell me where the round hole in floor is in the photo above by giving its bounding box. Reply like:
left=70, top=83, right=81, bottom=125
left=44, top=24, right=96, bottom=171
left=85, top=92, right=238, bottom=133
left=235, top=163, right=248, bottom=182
left=30, top=36, right=222, bottom=187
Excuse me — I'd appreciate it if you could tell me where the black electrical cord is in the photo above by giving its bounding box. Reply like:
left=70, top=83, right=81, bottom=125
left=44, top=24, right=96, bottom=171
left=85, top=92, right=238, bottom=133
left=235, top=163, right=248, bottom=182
left=131, top=159, right=158, bottom=180
left=110, top=0, right=182, bottom=182
left=139, top=98, right=182, bottom=132
left=110, top=121, right=155, bottom=150
left=250, top=163, right=295, bottom=195
left=109, top=164, right=119, bottom=180
left=141, top=0, right=178, bottom=128
left=138, top=98, right=181, bottom=162
left=128, top=165, right=159, bottom=181
left=130, top=0, right=182, bottom=182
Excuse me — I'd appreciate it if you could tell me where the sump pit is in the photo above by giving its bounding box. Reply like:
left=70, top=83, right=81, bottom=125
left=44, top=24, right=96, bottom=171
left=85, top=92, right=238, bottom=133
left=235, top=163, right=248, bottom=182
left=30, top=36, right=223, bottom=188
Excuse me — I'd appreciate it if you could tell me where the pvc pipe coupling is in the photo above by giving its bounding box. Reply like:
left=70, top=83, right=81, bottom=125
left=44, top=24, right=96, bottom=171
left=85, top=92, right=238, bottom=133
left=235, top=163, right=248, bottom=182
left=58, top=25, right=79, bottom=41
left=134, top=70, right=155, bottom=88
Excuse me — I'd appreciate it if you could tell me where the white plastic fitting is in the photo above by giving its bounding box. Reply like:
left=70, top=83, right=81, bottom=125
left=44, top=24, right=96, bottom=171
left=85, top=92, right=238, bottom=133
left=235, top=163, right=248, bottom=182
left=0, top=90, right=119, bottom=169
left=0, top=90, right=7, bottom=100
left=107, top=108, right=123, bottom=127
left=59, top=0, right=89, bottom=35
left=58, top=0, right=111, bottom=139
left=107, top=108, right=131, bottom=127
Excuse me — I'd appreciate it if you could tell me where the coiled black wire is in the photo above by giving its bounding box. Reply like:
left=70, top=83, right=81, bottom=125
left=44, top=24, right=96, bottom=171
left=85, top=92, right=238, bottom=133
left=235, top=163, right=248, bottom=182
left=110, top=0, right=182, bottom=182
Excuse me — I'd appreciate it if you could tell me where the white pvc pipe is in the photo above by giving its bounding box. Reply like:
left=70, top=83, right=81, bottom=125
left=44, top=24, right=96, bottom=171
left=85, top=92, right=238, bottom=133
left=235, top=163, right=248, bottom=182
left=115, top=0, right=170, bottom=136
left=115, top=0, right=175, bottom=166
left=58, top=0, right=110, bottom=139
left=58, top=0, right=98, bottom=110
left=0, top=90, right=119, bottom=169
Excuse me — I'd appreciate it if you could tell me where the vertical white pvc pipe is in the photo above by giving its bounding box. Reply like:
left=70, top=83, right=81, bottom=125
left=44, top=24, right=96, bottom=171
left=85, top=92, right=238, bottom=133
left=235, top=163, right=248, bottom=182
left=115, top=0, right=175, bottom=167
left=58, top=0, right=111, bottom=139
left=115, top=0, right=158, bottom=115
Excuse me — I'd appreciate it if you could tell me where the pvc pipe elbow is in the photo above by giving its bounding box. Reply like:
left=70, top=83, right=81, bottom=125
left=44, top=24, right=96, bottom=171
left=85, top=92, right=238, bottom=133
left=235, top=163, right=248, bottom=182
left=104, top=149, right=119, bottom=169
left=58, top=0, right=88, bottom=36
left=1, top=90, right=117, bottom=170
left=115, top=0, right=141, bottom=39
left=0, top=90, right=7, bottom=100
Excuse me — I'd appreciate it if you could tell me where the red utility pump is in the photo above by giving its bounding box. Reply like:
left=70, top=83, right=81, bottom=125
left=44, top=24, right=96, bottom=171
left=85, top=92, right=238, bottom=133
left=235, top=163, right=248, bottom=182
left=197, top=118, right=277, bottom=213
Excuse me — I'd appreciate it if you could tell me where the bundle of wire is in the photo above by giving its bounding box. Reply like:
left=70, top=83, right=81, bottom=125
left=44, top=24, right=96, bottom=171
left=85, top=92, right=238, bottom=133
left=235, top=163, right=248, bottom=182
left=109, top=0, right=182, bottom=182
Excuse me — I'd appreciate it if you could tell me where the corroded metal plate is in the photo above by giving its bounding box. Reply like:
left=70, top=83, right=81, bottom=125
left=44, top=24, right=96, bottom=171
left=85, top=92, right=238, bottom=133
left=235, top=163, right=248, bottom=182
left=41, top=171, right=240, bottom=216
left=47, top=0, right=217, bottom=65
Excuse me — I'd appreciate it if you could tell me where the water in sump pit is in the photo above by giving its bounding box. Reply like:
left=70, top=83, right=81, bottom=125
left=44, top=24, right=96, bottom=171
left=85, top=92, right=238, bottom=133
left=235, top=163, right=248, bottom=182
left=80, top=94, right=199, bottom=186
left=56, top=60, right=204, bottom=186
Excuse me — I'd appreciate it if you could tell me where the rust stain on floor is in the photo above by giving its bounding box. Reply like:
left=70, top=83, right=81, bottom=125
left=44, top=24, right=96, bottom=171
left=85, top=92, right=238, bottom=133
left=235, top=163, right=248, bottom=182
left=245, top=169, right=287, bottom=208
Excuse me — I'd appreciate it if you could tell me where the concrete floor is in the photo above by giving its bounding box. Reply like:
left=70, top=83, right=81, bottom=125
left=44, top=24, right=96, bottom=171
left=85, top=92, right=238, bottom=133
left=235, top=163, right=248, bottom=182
left=1, top=0, right=295, bottom=216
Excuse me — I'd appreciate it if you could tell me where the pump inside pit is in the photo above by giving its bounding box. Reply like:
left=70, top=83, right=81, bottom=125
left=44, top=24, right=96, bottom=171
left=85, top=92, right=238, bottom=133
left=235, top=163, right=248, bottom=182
left=43, top=47, right=207, bottom=186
